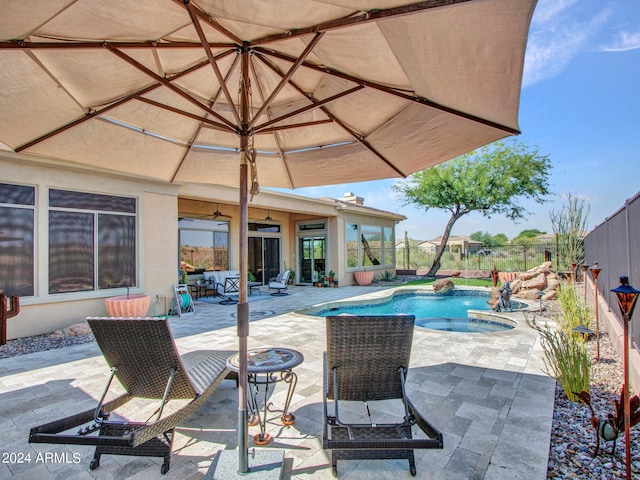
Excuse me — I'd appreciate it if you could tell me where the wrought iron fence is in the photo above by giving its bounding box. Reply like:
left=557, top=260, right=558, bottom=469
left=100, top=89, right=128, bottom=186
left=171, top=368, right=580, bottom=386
left=396, top=243, right=561, bottom=273
left=584, top=191, right=640, bottom=347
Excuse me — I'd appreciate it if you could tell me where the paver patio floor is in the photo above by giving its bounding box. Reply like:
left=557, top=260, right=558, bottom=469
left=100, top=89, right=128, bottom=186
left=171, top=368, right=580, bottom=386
left=0, top=285, right=555, bottom=479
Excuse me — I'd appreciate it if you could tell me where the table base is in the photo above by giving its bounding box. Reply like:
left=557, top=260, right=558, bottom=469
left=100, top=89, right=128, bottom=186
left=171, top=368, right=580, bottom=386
left=209, top=448, right=283, bottom=479
left=248, top=370, right=298, bottom=445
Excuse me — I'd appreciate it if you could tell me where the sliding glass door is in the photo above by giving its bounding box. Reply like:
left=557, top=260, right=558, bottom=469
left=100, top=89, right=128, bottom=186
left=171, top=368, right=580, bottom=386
left=248, top=236, right=280, bottom=284
left=298, top=236, right=326, bottom=284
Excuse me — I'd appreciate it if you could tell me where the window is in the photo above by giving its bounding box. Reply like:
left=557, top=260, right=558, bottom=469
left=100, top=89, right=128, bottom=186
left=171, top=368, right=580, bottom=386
left=345, top=222, right=395, bottom=269
left=384, top=227, right=394, bottom=266
left=179, top=219, right=229, bottom=272
left=346, top=223, right=359, bottom=268
left=49, top=189, right=137, bottom=294
left=249, top=223, right=280, bottom=233
left=361, top=225, right=382, bottom=266
left=299, top=223, right=325, bottom=231
left=0, top=183, right=35, bottom=297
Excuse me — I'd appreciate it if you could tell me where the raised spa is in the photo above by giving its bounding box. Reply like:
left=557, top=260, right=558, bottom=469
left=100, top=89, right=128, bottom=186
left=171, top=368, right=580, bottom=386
left=309, top=291, right=518, bottom=333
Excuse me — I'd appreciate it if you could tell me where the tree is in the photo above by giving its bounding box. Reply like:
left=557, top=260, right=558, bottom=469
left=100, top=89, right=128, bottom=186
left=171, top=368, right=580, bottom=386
left=470, top=231, right=492, bottom=244
left=550, top=193, right=589, bottom=270
left=513, top=228, right=546, bottom=245
left=392, top=140, right=551, bottom=277
left=470, top=230, right=509, bottom=246
left=493, top=233, right=509, bottom=246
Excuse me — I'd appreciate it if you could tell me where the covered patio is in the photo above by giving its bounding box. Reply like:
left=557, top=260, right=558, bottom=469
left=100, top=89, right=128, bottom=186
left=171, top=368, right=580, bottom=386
left=0, top=285, right=554, bottom=479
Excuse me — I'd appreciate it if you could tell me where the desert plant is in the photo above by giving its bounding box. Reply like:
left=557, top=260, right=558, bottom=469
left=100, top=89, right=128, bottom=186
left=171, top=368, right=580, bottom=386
left=377, top=270, right=396, bottom=282
left=526, top=314, right=591, bottom=402
left=550, top=193, right=589, bottom=271
left=556, top=283, right=593, bottom=340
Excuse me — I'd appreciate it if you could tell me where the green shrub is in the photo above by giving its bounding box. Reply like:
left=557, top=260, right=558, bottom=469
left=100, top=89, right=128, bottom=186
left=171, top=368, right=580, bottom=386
left=527, top=314, right=591, bottom=402
left=556, top=283, right=593, bottom=341
left=376, top=270, right=396, bottom=282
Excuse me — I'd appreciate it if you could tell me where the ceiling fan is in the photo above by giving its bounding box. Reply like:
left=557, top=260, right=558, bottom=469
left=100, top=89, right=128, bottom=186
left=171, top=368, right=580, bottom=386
left=249, top=209, right=275, bottom=222
left=211, top=204, right=232, bottom=219
left=179, top=204, right=232, bottom=221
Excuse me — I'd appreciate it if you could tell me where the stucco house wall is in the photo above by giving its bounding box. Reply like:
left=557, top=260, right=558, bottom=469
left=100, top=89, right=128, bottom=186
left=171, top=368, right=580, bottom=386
left=1, top=153, right=178, bottom=338
left=2, top=155, right=404, bottom=339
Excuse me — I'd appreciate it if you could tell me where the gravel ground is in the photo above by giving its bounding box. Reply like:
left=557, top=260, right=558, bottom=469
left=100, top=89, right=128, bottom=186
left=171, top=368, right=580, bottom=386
left=0, top=331, right=95, bottom=359
left=1, top=298, right=639, bottom=479
left=547, top=331, right=640, bottom=479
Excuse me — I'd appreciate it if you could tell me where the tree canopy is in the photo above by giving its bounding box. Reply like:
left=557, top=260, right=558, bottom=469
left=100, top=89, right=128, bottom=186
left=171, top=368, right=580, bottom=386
left=470, top=231, right=508, bottom=246
left=392, top=140, right=552, bottom=276
left=513, top=228, right=547, bottom=245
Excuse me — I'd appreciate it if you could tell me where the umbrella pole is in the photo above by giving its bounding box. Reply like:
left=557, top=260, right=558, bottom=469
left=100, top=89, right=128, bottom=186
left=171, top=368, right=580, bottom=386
left=237, top=158, right=250, bottom=473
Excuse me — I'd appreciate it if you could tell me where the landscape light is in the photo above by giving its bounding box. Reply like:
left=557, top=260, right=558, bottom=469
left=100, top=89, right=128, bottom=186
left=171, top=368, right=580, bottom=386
left=611, top=276, right=640, bottom=480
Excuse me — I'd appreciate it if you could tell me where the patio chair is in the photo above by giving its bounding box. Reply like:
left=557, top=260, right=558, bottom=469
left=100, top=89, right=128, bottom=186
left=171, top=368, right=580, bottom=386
left=323, top=315, right=443, bottom=476
left=218, top=275, right=240, bottom=304
left=268, top=270, right=291, bottom=296
left=29, top=317, right=235, bottom=475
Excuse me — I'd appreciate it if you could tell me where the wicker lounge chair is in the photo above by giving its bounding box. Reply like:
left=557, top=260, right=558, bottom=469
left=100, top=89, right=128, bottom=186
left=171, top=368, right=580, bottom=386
left=29, top=317, right=235, bottom=475
left=323, top=315, right=443, bottom=476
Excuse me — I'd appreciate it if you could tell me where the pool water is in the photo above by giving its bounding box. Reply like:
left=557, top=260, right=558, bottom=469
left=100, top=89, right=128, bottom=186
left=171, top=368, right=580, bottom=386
left=312, top=292, right=516, bottom=333
left=314, top=293, right=490, bottom=318
left=415, top=318, right=512, bottom=332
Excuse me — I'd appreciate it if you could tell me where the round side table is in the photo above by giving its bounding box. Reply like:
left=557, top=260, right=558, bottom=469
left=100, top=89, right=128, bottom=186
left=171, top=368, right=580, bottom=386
left=227, top=347, right=304, bottom=445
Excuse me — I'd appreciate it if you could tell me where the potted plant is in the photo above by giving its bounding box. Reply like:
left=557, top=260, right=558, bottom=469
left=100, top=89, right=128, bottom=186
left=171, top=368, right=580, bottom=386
left=354, top=268, right=374, bottom=286
left=328, top=270, right=335, bottom=287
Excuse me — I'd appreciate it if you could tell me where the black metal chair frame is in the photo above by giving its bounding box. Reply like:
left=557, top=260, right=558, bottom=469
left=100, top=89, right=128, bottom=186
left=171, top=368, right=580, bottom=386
left=323, top=315, right=443, bottom=476
left=218, top=276, right=240, bottom=304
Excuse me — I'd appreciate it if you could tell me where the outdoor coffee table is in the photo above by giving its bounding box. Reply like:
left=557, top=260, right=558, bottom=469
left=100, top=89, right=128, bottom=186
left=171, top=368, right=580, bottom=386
left=226, top=347, right=304, bottom=445
left=248, top=281, right=262, bottom=295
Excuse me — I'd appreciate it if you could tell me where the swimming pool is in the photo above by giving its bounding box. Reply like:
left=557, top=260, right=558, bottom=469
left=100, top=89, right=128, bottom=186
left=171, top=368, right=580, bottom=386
left=308, top=290, right=519, bottom=332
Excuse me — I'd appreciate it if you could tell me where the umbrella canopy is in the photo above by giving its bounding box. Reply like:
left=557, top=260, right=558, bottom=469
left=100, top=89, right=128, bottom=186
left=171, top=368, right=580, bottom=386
left=0, top=0, right=537, bottom=473
left=0, top=0, right=535, bottom=188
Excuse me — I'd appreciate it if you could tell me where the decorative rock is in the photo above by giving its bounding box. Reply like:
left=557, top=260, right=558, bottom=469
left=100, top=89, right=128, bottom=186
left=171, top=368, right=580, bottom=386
left=51, top=322, right=92, bottom=338
left=506, top=261, right=563, bottom=303
left=522, top=272, right=547, bottom=290
left=433, top=278, right=455, bottom=294
left=518, top=288, right=544, bottom=300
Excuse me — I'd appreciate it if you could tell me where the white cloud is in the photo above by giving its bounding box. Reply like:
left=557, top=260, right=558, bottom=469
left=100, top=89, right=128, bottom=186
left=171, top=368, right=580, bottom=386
left=530, top=0, right=579, bottom=27
left=600, top=30, right=640, bottom=51
left=523, top=3, right=611, bottom=87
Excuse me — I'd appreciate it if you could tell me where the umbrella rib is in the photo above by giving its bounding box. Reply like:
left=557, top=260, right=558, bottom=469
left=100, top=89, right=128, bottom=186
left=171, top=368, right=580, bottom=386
left=254, top=53, right=408, bottom=177
left=104, top=43, right=237, bottom=131
left=257, top=119, right=333, bottom=134
left=0, top=40, right=236, bottom=50
left=135, top=97, right=230, bottom=132
left=254, top=47, right=520, bottom=135
left=248, top=32, right=324, bottom=130
left=171, top=54, right=242, bottom=184
left=248, top=57, right=295, bottom=189
left=184, top=0, right=242, bottom=125
left=14, top=56, right=228, bottom=152
left=251, top=0, right=474, bottom=46
left=174, top=0, right=243, bottom=44
left=15, top=84, right=159, bottom=153
left=252, top=85, right=364, bottom=134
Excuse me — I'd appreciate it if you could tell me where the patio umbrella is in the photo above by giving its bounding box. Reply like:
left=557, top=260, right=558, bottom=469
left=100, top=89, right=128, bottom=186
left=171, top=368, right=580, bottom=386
left=0, top=0, right=537, bottom=473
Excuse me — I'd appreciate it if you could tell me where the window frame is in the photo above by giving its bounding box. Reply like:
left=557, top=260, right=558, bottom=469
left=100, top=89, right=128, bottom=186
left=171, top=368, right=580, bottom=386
left=48, top=188, right=138, bottom=295
left=345, top=221, right=395, bottom=270
left=0, top=183, right=36, bottom=297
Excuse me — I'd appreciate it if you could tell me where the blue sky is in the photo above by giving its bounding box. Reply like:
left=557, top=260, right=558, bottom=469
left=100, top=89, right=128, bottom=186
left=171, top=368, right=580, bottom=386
left=278, top=0, right=640, bottom=241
